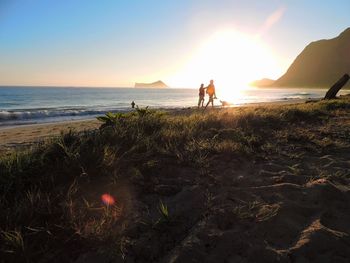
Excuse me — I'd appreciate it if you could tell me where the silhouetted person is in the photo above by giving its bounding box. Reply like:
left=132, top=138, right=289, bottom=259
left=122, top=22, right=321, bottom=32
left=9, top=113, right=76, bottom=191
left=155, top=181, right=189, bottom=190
left=198, top=83, right=205, bottom=108
left=131, top=101, right=135, bottom=108
left=205, top=80, right=217, bottom=109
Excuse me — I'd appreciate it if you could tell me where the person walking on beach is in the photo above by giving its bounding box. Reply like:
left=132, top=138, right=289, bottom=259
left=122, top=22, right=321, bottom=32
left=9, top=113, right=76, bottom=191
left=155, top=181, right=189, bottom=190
left=198, top=84, right=205, bottom=108
left=205, top=80, right=217, bottom=109
left=131, top=101, right=135, bottom=109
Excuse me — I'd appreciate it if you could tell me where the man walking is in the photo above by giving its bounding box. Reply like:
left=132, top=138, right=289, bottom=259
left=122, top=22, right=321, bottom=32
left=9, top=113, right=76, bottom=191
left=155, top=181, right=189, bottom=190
left=205, top=80, right=217, bottom=109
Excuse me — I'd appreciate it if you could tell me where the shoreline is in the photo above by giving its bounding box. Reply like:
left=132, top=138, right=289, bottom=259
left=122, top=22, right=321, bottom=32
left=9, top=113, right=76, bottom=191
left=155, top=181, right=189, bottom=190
left=0, top=98, right=310, bottom=130
left=2, top=86, right=347, bottom=130
left=0, top=98, right=311, bottom=154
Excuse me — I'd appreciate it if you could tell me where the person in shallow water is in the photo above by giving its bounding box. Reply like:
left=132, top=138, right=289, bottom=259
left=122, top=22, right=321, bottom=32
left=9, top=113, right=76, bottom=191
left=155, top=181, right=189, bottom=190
left=198, top=83, right=206, bottom=108
left=205, top=80, right=217, bottom=109
left=131, top=101, right=135, bottom=108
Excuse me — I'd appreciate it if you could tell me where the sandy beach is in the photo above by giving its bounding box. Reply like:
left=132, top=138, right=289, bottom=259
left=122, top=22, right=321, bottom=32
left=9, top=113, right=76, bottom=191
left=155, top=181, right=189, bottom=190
left=0, top=119, right=100, bottom=154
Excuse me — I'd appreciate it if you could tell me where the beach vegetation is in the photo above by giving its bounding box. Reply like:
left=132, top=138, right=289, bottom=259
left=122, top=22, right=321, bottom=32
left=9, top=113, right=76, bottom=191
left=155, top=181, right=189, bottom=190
left=156, top=200, right=170, bottom=224
left=1, top=97, right=350, bottom=262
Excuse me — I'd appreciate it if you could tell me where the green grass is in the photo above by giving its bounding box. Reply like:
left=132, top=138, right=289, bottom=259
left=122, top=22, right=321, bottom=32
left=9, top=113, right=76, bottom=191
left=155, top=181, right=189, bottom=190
left=0, top=98, right=349, bottom=262
left=156, top=200, right=170, bottom=225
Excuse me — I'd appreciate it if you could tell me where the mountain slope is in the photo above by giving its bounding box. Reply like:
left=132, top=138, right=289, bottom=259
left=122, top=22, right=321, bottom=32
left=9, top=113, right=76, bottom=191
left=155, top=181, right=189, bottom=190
left=273, top=28, right=350, bottom=88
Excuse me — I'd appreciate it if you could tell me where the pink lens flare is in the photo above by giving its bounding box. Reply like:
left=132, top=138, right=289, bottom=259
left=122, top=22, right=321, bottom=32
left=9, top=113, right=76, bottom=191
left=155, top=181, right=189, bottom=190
left=101, top=193, right=116, bottom=206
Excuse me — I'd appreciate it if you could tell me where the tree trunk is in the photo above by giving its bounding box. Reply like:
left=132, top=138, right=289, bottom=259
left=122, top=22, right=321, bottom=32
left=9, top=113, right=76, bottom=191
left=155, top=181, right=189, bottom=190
left=324, top=74, right=350, bottom=100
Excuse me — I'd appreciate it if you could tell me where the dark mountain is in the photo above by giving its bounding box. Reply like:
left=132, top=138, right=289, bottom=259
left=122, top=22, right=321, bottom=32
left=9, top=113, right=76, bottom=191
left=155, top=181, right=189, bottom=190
left=134, top=80, right=169, bottom=89
left=273, top=28, right=350, bottom=88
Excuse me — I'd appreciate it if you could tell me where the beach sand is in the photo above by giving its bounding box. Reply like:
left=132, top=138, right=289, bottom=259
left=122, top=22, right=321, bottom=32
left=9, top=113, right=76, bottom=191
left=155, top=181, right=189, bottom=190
left=0, top=119, right=100, bottom=154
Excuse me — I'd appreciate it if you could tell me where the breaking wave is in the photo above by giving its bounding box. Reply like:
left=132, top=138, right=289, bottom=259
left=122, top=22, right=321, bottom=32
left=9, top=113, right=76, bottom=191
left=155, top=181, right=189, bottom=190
left=0, top=107, right=127, bottom=124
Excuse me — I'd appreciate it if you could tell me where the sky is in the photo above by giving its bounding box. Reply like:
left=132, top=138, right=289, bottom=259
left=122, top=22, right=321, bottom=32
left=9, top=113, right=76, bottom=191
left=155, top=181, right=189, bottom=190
left=0, top=0, right=349, bottom=87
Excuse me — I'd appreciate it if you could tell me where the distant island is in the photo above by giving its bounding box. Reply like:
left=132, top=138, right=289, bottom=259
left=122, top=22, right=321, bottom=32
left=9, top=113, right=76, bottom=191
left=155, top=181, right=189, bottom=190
left=252, top=27, right=350, bottom=88
left=134, top=80, right=169, bottom=89
left=250, top=78, right=275, bottom=87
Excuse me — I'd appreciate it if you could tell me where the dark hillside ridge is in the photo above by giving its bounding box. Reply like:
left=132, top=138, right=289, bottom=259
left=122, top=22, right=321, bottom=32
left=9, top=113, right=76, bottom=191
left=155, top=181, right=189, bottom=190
left=273, top=28, right=350, bottom=88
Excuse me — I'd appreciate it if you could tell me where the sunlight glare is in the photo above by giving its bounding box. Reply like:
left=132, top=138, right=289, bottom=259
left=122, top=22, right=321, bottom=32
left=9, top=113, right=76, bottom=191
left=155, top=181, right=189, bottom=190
left=169, top=29, right=280, bottom=103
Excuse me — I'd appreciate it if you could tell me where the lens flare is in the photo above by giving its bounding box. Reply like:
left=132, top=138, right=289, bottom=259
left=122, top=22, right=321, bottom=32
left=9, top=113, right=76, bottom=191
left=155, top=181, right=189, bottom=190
left=101, top=193, right=116, bottom=206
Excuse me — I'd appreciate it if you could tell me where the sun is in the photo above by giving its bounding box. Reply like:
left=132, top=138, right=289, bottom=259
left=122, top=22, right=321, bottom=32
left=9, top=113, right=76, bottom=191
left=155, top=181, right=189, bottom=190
left=168, top=29, right=280, bottom=102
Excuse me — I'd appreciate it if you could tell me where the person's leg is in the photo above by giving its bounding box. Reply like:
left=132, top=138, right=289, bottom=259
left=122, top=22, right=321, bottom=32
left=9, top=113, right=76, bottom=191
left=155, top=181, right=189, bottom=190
left=204, top=100, right=210, bottom=109
left=199, top=97, right=204, bottom=108
left=205, top=97, right=212, bottom=109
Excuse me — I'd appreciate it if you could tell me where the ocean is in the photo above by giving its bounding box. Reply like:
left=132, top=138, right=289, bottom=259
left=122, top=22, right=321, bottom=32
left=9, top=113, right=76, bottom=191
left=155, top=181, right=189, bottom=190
left=0, top=86, right=349, bottom=127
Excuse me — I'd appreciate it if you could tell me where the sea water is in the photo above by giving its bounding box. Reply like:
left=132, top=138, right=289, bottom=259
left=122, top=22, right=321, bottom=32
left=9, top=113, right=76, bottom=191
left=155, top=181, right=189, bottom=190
left=0, top=86, right=348, bottom=127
